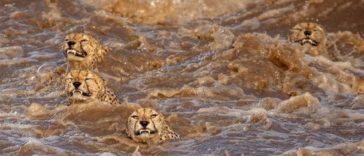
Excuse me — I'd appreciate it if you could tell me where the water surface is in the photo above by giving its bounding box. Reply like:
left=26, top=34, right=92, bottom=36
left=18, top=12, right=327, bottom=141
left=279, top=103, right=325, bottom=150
left=1, top=0, right=364, bottom=155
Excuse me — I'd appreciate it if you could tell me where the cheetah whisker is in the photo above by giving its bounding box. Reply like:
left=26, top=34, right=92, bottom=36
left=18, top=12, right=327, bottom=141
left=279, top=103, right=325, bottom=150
left=36, top=63, right=48, bottom=75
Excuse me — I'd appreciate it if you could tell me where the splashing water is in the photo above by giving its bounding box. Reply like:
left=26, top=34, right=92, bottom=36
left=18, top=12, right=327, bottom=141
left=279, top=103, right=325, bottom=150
left=0, top=0, right=364, bottom=155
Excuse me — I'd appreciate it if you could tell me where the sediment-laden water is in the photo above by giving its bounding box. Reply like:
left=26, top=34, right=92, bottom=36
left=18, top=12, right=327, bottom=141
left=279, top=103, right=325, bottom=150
left=1, top=0, right=364, bottom=155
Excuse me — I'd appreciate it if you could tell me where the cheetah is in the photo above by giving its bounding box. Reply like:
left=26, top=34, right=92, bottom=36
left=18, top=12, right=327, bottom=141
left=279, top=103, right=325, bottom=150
left=127, top=108, right=180, bottom=144
left=35, top=33, right=108, bottom=91
left=289, top=22, right=327, bottom=56
left=64, top=69, right=119, bottom=105
left=63, top=33, right=109, bottom=70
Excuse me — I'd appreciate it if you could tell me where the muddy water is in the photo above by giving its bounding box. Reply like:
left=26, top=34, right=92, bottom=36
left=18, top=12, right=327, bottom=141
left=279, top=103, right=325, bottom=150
left=1, top=0, right=364, bottom=155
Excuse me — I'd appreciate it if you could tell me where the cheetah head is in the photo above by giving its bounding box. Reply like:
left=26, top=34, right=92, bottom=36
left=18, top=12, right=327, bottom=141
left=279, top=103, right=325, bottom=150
left=62, top=33, right=108, bottom=68
left=65, top=70, right=106, bottom=104
left=289, top=22, right=326, bottom=48
left=127, top=108, right=180, bottom=143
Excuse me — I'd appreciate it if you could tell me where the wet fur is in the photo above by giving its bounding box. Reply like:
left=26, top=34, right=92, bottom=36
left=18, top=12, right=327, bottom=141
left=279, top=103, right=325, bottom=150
left=65, top=70, right=119, bottom=105
left=35, top=33, right=108, bottom=90
left=63, top=33, right=109, bottom=69
left=126, top=108, right=180, bottom=144
left=289, top=22, right=327, bottom=56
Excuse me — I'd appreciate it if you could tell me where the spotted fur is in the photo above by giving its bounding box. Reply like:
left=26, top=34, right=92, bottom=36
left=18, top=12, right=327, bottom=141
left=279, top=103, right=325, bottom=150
left=62, top=33, right=109, bottom=70
left=126, top=108, right=180, bottom=144
left=35, top=33, right=108, bottom=90
left=65, top=70, right=119, bottom=105
left=289, top=22, right=327, bottom=56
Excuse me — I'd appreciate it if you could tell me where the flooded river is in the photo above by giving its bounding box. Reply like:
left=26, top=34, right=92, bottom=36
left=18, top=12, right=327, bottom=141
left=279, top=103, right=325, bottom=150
left=1, top=0, right=364, bottom=155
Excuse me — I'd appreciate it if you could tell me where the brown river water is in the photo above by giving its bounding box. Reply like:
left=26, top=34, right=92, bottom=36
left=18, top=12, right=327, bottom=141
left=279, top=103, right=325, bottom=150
left=1, top=0, right=364, bottom=155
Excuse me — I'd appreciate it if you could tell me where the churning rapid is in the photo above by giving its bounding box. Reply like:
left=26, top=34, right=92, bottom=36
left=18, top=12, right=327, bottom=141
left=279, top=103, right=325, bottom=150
left=1, top=0, right=364, bottom=155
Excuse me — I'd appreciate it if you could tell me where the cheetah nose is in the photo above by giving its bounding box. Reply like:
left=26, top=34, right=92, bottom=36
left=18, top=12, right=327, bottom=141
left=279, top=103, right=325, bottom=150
left=304, top=30, right=312, bottom=36
left=73, top=81, right=81, bottom=88
left=140, top=121, right=149, bottom=128
left=67, top=41, right=76, bottom=47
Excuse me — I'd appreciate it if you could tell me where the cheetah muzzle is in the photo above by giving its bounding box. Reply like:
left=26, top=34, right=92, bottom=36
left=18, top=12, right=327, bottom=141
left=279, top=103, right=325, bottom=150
left=297, top=37, right=319, bottom=47
left=65, top=48, right=87, bottom=58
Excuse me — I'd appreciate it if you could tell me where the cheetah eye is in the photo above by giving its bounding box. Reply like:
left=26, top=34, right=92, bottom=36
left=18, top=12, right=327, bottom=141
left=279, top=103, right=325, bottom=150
left=85, top=78, right=93, bottom=81
left=131, top=115, right=139, bottom=119
left=81, top=39, right=88, bottom=42
left=151, top=114, right=158, bottom=118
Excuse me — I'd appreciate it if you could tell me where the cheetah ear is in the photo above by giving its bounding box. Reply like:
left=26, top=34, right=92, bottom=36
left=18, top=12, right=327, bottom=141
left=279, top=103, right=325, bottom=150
left=101, top=77, right=106, bottom=83
left=159, top=113, right=165, bottom=119
left=96, top=45, right=109, bottom=63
